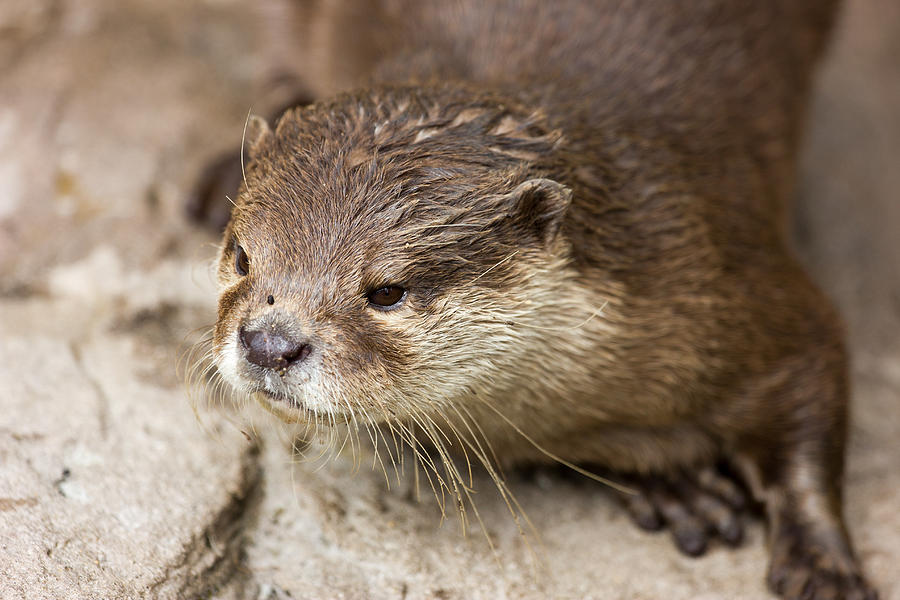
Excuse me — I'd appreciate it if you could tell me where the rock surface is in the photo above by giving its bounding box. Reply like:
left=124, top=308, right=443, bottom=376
left=0, top=1, right=897, bottom=598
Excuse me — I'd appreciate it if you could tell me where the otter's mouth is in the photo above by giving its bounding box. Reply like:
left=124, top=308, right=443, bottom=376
left=252, top=389, right=310, bottom=422
left=253, top=388, right=298, bottom=407
left=251, top=390, right=347, bottom=425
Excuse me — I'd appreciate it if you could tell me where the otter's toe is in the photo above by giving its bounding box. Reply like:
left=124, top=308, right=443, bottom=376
left=696, top=465, right=747, bottom=510
left=677, top=481, right=744, bottom=546
left=767, top=517, right=879, bottom=600
left=622, top=489, right=663, bottom=531
left=647, top=484, right=710, bottom=556
left=614, top=465, right=750, bottom=557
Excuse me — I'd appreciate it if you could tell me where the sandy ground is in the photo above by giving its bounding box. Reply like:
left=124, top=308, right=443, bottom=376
left=0, top=1, right=897, bottom=598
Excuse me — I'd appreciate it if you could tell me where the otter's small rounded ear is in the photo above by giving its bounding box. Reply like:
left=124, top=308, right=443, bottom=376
left=243, top=114, right=272, bottom=160
left=507, top=178, right=572, bottom=245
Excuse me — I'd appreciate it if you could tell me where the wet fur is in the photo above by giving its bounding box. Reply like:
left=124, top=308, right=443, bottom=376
left=194, top=1, right=877, bottom=598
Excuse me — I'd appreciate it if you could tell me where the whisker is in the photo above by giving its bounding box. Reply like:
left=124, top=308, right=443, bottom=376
left=456, top=403, right=507, bottom=484
left=448, top=403, right=543, bottom=560
left=475, top=397, right=635, bottom=495
left=376, top=406, right=404, bottom=486
left=415, top=223, right=484, bottom=230
left=468, top=250, right=519, bottom=285
left=411, top=410, right=498, bottom=553
left=239, top=106, right=252, bottom=189
left=494, top=300, right=609, bottom=332
left=401, top=420, right=447, bottom=518
left=357, top=404, right=392, bottom=489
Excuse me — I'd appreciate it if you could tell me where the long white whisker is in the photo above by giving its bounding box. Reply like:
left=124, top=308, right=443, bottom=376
left=239, top=106, right=252, bottom=188
left=469, top=250, right=519, bottom=285
left=475, top=397, right=635, bottom=495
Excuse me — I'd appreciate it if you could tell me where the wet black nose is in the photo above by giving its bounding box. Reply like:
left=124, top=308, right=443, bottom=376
left=239, top=326, right=312, bottom=370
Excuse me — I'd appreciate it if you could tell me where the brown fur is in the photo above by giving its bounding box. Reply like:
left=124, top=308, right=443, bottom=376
left=199, top=1, right=877, bottom=598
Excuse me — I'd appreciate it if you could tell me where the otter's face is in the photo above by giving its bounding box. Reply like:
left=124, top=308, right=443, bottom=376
left=212, top=89, right=581, bottom=427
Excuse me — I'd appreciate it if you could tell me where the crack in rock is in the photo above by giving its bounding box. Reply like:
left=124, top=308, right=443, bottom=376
left=66, top=341, right=110, bottom=439
left=145, top=446, right=263, bottom=600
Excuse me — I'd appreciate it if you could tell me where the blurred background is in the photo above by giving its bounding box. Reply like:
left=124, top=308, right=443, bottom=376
left=0, top=1, right=897, bottom=598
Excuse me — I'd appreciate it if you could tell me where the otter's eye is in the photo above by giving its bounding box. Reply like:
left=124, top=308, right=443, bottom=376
left=234, top=242, right=249, bottom=276
left=367, top=286, right=407, bottom=310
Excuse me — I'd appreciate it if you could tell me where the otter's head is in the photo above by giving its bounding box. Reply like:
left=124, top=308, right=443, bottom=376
left=213, top=86, right=583, bottom=428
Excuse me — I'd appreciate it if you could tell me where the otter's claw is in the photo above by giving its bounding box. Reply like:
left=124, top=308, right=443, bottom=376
left=767, top=516, right=879, bottom=600
left=618, top=466, right=748, bottom=556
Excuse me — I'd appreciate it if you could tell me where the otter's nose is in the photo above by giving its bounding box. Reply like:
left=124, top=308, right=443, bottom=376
left=239, top=326, right=312, bottom=370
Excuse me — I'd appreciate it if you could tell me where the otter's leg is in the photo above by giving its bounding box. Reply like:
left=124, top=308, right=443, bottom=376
left=614, top=465, right=750, bottom=556
left=735, top=353, right=877, bottom=600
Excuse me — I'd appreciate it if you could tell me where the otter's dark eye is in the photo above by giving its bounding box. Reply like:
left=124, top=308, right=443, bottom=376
left=234, top=242, right=249, bottom=276
left=367, top=286, right=407, bottom=310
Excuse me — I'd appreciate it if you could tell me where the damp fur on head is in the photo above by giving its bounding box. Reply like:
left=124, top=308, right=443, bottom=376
left=212, top=85, right=618, bottom=427
left=197, top=85, right=625, bottom=532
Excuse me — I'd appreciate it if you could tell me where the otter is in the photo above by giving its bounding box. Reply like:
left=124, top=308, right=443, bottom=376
left=191, top=1, right=877, bottom=598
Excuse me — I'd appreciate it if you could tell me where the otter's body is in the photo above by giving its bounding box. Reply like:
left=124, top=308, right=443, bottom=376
left=199, top=1, right=876, bottom=598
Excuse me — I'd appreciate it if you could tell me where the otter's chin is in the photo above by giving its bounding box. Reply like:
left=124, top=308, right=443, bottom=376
left=251, top=390, right=347, bottom=425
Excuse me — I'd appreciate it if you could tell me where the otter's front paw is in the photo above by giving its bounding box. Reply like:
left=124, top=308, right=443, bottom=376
left=768, top=517, right=878, bottom=600
left=617, top=466, right=749, bottom=556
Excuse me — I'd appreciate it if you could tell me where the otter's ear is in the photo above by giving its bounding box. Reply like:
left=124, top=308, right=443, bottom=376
left=243, top=114, right=272, bottom=160
left=506, top=178, right=572, bottom=245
